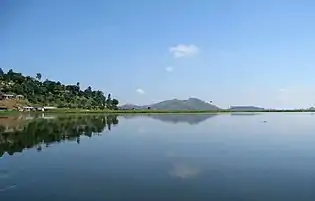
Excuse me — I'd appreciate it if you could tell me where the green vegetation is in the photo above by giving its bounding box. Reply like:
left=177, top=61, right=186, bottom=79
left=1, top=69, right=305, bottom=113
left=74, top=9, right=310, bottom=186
left=0, top=68, right=119, bottom=109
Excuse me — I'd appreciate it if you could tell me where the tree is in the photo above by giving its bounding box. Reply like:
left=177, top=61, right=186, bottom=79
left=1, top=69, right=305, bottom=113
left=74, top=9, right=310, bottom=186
left=84, top=86, right=92, bottom=97
left=112, top=99, right=119, bottom=110
left=0, top=68, right=4, bottom=78
left=106, top=93, right=112, bottom=109
left=101, top=96, right=107, bottom=110
left=7, top=69, right=14, bottom=75
left=36, top=73, right=42, bottom=81
left=93, top=90, right=105, bottom=108
left=6, top=69, right=14, bottom=81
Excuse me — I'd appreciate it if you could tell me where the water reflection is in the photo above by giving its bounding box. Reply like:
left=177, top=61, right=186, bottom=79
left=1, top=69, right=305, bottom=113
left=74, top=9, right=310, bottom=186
left=0, top=115, right=119, bottom=157
left=230, top=112, right=262, bottom=116
left=0, top=113, right=216, bottom=157
left=1, top=113, right=315, bottom=200
left=122, top=114, right=218, bottom=124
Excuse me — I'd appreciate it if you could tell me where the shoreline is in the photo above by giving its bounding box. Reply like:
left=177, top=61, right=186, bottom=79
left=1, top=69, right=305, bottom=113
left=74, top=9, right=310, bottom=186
left=1, top=109, right=315, bottom=114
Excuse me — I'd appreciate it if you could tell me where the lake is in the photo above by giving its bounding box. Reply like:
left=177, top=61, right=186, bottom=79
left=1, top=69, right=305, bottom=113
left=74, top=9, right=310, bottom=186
left=1, top=113, right=315, bottom=200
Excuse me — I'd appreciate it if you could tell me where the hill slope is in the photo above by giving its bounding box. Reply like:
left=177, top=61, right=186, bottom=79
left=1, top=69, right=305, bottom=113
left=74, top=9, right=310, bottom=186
left=229, top=106, right=265, bottom=111
left=119, top=104, right=145, bottom=110
left=0, top=68, right=119, bottom=109
left=0, top=99, right=32, bottom=110
left=121, top=98, right=221, bottom=111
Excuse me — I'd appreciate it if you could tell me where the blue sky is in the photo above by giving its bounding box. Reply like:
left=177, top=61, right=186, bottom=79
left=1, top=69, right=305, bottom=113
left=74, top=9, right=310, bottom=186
left=1, top=0, right=315, bottom=109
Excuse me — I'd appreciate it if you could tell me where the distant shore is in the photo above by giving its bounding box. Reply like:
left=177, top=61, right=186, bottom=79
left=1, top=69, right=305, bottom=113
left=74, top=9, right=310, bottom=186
left=42, top=108, right=315, bottom=113
left=1, top=108, right=315, bottom=114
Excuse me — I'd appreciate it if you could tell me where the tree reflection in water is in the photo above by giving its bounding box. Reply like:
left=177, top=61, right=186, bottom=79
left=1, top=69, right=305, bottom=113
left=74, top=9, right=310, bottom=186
left=0, top=115, right=119, bottom=157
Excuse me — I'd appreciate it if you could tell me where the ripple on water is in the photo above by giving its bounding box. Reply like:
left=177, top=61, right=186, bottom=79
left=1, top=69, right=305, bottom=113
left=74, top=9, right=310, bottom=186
left=0, top=169, right=17, bottom=193
left=0, top=184, right=17, bottom=192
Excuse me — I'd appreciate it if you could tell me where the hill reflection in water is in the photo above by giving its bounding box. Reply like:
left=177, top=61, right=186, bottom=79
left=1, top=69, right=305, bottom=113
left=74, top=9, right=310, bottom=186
left=0, top=114, right=119, bottom=157
left=121, top=114, right=218, bottom=125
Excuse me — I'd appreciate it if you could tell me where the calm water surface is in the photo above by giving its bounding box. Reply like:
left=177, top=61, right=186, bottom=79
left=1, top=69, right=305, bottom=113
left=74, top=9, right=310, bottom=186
left=1, top=113, right=315, bottom=200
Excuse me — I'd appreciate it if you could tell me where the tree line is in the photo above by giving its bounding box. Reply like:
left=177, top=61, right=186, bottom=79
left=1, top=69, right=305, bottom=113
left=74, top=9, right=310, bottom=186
left=0, top=68, right=119, bottom=109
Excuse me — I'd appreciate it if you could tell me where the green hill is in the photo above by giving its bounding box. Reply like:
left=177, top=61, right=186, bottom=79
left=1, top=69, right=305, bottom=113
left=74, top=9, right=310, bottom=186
left=121, top=98, right=221, bottom=111
left=0, top=68, right=119, bottom=109
left=150, top=98, right=220, bottom=110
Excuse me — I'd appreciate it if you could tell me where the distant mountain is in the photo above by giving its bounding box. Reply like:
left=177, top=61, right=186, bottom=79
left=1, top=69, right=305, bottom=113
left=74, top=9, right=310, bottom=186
left=120, top=98, right=221, bottom=111
left=228, top=106, right=265, bottom=111
left=119, top=104, right=145, bottom=110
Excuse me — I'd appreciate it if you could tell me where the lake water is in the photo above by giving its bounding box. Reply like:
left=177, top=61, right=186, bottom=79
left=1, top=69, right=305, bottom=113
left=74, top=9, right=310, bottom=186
left=1, top=113, right=315, bottom=200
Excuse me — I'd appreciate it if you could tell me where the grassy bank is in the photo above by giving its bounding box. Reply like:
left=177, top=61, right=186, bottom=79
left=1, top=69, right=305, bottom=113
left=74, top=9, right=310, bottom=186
left=0, top=110, right=20, bottom=115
